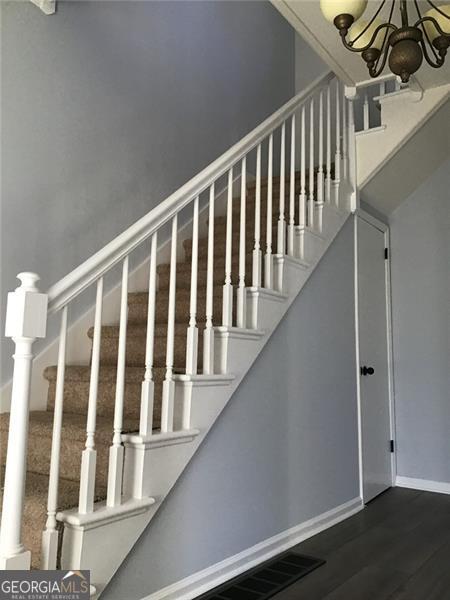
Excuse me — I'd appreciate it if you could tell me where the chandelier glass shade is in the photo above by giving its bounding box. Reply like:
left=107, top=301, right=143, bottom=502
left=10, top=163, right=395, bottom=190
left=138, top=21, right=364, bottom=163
left=320, top=0, right=450, bottom=82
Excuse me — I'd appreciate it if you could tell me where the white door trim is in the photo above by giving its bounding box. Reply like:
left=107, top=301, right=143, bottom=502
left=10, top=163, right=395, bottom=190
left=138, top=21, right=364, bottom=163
left=354, top=209, right=397, bottom=503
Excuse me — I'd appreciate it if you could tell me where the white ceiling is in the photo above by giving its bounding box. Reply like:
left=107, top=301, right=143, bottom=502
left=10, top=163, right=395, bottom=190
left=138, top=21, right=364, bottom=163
left=272, top=0, right=450, bottom=89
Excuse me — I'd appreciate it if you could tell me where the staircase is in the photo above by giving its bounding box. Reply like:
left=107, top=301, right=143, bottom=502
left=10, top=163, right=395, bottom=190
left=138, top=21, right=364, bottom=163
left=0, top=173, right=337, bottom=555
left=0, top=68, right=377, bottom=595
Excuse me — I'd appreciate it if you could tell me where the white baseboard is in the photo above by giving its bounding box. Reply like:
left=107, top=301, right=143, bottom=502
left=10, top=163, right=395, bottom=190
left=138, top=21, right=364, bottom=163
left=141, top=496, right=363, bottom=600
left=395, top=475, right=450, bottom=495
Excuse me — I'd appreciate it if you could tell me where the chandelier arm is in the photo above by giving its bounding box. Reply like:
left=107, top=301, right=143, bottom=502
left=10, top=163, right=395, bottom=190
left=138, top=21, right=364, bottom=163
left=426, top=1, right=450, bottom=21
left=351, top=0, right=387, bottom=46
left=414, top=16, right=450, bottom=37
left=419, top=36, right=445, bottom=67
left=414, top=0, right=440, bottom=61
left=342, top=22, right=398, bottom=53
left=369, top=34, right=392, bottom=77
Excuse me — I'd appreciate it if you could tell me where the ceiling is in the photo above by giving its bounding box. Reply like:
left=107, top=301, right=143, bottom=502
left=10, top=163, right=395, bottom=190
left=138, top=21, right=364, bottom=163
left=272, top=0, right=450, bottom=89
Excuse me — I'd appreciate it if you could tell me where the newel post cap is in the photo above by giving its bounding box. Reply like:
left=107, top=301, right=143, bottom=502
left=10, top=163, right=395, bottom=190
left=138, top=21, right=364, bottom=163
left=5, top=272, right=48, bottom=339
left=15, top=272, right=41, bottom=292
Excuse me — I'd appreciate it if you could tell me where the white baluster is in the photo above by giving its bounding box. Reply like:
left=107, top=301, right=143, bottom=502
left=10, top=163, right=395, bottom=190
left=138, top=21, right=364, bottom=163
left=41, top=306, right=68, bottom=569
left=308, top=98, right=315, bottom=229
left=334, top=79, right=342, bottom=207
left=378, top=81, right=386, bottom=120
left=264, top=134, right=274, bottom=289
left=0, top=273, right=47, bottom=570
left=342, top=92, right=348, bottom=181
left=222, top=171, right=234, bottom=326
left=363, top=91, right=370, bottom=131
left=298, top=104, right=307, bottom=260
left=203, top=184, right=215, bottom=374
left=161, top=215, right=178, bottom=432
left=186, top=197, right=199, bottom=373
left=347, top=94, right=359, bottom=211
left=288, top=115, right=296, bottom=256
left=237, top=157, right=247, bottom=328
left=140, top=231, right=157, bottom=436
left=107, top=256, right=129, bottom=508
left=79, top=277, right=103, bottom=514
left=252, top=144, right=262, bottom=286
left=326, top=84, right=332, bottom=204
left=317, top=91, right=324, bottom=233
left=277, top=122, right=286, bottom=255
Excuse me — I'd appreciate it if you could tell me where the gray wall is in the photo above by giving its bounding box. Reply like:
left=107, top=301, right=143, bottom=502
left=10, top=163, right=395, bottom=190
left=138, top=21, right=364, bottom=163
left=1, top=0, right=295, bottom=383
left=360, top=200, right=389, bottom=225
left=295, top=33, right=328, bottom=92
left=390, top=158, right=450, bottom=484
left=104, top=219, right=359, bottom=599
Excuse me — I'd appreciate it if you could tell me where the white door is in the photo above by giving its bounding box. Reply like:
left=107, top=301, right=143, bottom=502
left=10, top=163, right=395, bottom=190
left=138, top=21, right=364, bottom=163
left=357, top=216, right=392, bottom=503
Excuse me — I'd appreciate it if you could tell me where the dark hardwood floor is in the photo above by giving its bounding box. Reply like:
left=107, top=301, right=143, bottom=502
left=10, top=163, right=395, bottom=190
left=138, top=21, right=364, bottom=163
left=272, top=487, right=450, bottom=600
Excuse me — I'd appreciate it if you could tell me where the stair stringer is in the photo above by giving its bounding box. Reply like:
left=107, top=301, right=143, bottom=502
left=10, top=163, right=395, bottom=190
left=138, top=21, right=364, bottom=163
left=57, top=202, right=350, bottom=597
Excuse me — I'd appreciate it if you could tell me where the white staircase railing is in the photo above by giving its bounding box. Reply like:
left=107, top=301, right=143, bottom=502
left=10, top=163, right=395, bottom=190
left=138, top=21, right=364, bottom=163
left=347, top=73, right=410, bottom=134
left=0, top=71, right=356, bottom=570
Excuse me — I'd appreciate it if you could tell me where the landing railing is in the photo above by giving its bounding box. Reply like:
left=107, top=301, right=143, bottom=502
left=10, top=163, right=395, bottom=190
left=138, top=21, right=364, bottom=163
left=349, top=73, right=410, bottom=134
left=0, top=71, right=355, bottom=570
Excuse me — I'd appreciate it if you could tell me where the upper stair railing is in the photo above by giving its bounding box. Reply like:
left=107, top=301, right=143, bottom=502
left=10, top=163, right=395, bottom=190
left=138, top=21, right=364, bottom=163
left=0, top=71, right=355, bottom=570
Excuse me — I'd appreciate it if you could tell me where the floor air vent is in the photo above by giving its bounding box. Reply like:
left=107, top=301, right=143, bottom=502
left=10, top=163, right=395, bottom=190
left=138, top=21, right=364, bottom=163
left=198, top=552, right=325, bottom=600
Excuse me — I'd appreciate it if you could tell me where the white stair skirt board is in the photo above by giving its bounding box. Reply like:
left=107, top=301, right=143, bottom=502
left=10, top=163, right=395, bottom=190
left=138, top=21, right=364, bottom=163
left=395, top=476, right=450, bottom=496
left=140, top=497, right=363, bottom=600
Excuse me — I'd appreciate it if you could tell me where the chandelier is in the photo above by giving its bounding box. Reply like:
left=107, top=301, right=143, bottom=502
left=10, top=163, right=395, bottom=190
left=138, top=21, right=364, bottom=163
left=320, top=0, right=450, bottom=82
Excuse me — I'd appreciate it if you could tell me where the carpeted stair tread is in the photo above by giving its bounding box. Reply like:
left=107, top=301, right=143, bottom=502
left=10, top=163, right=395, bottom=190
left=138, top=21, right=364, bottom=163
left=128, top=283, right=229, bottom=325
left=44, top=365, right=168, bottom=421
left=157, top=254, right=254, bottom=280
left=158, top=263, right=242, bottom=290
left=183, top=228, right=276, bottom=258
left=246, top=166, right=333, bottom=191
left=44, top=364, right=147, bottom=383
left=183, top=234, right=275, bottom=263
left=228, top=197, right=306, bottom=222
left=0, top=468, right=84, bottom=569
left=87, top=322, right=198, bottom=340
left=90, top=323, right=205, bottom=368
left=0, top=411, right=140, bottom=490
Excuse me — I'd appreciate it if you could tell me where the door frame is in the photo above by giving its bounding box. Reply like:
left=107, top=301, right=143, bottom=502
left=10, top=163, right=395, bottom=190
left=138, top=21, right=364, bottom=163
left=354, top=209, right=397, bottom=503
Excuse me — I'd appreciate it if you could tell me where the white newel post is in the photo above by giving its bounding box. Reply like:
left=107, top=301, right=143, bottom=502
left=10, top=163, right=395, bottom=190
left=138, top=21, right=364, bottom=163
left=0, top=273, right=48, bottom=570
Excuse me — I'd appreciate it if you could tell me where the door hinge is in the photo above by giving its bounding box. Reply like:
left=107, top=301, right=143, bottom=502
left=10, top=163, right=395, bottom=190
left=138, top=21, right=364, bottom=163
left=384, top=247, right=389, bottom=260
left=390, top=439, right=395, bottom=453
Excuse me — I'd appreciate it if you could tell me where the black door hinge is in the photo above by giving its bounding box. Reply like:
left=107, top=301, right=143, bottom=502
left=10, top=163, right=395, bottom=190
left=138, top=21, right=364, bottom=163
left=384, top=247, right=389, bottom=260
left=390, top=440, right=395, bottom=453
